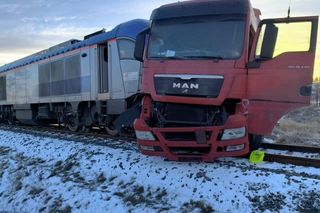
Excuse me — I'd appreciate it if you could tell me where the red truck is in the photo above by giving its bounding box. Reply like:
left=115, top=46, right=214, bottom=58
left=133, top=0, right=318, bottom=161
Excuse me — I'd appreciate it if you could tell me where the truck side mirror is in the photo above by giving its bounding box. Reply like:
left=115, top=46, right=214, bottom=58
left=134, top=28, right=150, bottom=62
left=260, top=23, right=278, bottom=60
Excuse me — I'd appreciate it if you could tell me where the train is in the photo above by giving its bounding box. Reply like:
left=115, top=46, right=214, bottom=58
left=0, top=0, right=318, bottom=162
left=133, top=0, right=318, bottom=161
left=0, top=19, right=149, bottom=134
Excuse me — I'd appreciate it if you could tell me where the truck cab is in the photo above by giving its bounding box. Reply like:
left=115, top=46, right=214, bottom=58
left=134, top=0, right=318, bottom=161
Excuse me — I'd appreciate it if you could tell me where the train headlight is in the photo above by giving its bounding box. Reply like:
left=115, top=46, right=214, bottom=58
left=221, top=127, right=246, bottom=140
left=135, top=130, right=156, bottom=141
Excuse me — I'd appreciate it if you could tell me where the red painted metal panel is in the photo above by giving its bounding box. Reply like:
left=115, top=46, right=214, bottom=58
left=247, top=16, right=318, bottom=135
left=134, top=114, right=249, bottom=161
left=141, top=60, right=247, bottom=105
left=248, top=52, right=315, bottom=103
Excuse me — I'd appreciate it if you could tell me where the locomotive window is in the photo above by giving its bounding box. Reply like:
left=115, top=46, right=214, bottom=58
left=65, top=54, right=81, bottom=94
left=51, top=59, right=64, bottom=81
left=65, top=54, right=81, bottom=79
left=39, top=63, right=51, bottom=96
left=51, top=59, right=65, bottom=95
left=0, top=76, right=6, bottom=100
left=118, top=39, right=135, bottom=60
left=39, top=63, right=51, bottom=83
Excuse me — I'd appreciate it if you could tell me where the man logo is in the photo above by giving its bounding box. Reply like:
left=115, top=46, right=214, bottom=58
left=172, top=82, right=199, bottom=89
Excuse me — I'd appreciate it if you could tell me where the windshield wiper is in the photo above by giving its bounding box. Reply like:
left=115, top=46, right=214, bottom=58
left=150, top=56, right=224, bottom=61
left=163, top=56, right=188, bottom=60
left=183, top=56, right=224, bottom=60
left=148, top=56, right=186, bottom=60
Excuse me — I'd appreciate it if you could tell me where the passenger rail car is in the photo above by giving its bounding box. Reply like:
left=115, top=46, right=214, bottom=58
left=0, top=19, right=149, bottom=133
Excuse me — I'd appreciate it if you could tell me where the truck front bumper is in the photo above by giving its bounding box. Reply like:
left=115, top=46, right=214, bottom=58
left=134, top=114, right=249, bottom=162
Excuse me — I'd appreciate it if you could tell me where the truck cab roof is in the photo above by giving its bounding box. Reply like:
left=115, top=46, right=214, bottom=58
left=151, top=0, right=252, bottom=20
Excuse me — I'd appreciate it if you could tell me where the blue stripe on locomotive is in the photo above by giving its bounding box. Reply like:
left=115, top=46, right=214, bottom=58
left=0, top=19, right=149, bottom=73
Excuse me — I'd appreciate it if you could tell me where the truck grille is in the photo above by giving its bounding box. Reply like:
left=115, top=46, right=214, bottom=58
left=153, top=102, right=224, bottom=127
left=162, top=131, right=212, bottom=141
left=154, top=74, right=223, bottom=98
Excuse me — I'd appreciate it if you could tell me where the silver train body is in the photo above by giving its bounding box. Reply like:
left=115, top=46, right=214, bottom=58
left=0, top=19, right=149, bottom=133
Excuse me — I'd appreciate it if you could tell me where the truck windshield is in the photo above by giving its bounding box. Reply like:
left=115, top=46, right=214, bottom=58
left=148, top=15, right=246, bottom=60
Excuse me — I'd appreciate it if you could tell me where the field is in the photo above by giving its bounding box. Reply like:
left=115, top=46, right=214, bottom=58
left=273, top=106, right=320, bottom=147
left=0, top=103, right=319, bottom=213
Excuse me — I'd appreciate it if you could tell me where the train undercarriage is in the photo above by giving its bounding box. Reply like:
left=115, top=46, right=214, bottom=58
left=0, top=95, right=142, bottom=136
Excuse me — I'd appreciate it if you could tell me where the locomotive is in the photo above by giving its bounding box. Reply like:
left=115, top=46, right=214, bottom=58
left=0, top=19, right=149, bottom=134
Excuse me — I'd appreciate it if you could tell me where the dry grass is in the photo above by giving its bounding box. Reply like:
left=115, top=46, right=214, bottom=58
left=278, top=119, right=320, bottom=135
left=272, top=106, right=320, bottom=146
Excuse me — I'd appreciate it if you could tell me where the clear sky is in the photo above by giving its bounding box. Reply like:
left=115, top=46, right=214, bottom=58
left=0, top=0, right=319, bottom=77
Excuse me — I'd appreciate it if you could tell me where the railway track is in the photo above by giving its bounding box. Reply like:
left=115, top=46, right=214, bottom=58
left=260, top=142, right=320, bottom=168
left=0, top=123, right=319, bottom=168
left=0, top=123, right=138, bottom=152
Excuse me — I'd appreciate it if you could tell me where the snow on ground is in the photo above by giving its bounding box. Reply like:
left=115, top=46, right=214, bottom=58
left=0, top=129, right=320, bottom=212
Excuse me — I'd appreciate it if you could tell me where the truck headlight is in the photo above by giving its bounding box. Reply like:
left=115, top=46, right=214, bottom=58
left=226, top=144, right=245, bottom=152
left=135, top=130, right=156, bottom=141
left=140, top=145, right=154, bottom=151
left=221, top=127, right=246, bottom=140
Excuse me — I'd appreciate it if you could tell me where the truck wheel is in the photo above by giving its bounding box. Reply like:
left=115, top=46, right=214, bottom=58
left=249, top=134, right=263, bottom=151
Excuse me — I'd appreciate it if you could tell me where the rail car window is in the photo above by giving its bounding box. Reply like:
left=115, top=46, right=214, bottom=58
left=39, top=54, right=81, bottom=96
left=0, top=76, right=6, bottom=100
left=65, top=54, right=81, bottom=94
left=39, top=63, right=51, bottom=83
left=118, top=39, right=135, bottom=60
left=51, top=59, right=65, bottom=95
left=39, top=63, right=51, bottom=97
left=65, top=54, right=80, bottom=79
left=51, top=60, right=64, bottom=81
left=256, top=22, right=312, bottom=58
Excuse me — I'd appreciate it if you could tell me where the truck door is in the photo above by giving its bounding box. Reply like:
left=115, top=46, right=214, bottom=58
left=247, top=16, right=318, bottom=135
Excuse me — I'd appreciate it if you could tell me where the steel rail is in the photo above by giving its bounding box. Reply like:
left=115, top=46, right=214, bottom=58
left=261, top=142, right=320, bottom=153
left=1, top=123, right=320, bottom=168
left=0, top=123, right=138, bottom=152
left=264, top=153, right=320, bottom=168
